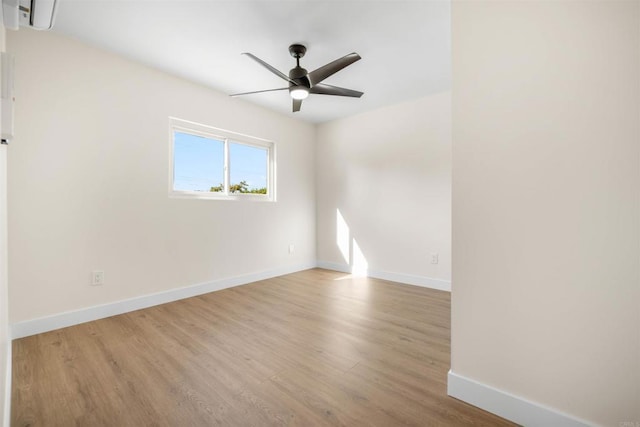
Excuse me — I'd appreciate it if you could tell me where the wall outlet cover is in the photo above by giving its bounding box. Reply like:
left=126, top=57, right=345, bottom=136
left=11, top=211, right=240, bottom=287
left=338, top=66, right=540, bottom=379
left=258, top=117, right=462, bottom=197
left=91, top=271, right=104, bottom=286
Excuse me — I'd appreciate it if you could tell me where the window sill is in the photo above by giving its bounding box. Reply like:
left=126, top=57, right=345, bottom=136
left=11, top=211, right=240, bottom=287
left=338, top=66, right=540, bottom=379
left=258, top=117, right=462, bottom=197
left=169, top=191, right=275, bottom=202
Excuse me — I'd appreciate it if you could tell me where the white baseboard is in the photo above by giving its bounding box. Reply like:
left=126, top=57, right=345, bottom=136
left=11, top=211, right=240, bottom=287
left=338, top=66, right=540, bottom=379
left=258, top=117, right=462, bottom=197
left=10, top=261, right=449, bottom=339
left=447, top=370, right=593, bottom=427
left=316, top=260, right=451, bottom=292
left=2, top=341, right=10, bottom=427
left=316, top=261, right=352, bottom=274
left=10, top=262, right=316, bottom=339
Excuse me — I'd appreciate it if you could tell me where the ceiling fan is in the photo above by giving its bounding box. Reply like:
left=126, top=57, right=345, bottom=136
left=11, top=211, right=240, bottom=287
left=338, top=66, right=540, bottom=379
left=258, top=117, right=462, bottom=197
left=231, top=44, right=363, bottom=112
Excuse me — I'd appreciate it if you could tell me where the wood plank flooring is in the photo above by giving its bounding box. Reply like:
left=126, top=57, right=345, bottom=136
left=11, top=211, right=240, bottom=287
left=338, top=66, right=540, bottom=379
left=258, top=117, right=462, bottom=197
left=12, top=269, right=514, bottom=426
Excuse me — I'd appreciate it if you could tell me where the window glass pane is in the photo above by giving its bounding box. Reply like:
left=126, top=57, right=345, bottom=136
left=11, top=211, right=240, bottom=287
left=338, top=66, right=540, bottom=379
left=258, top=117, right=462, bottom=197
left=173, top=131, right=224, bottom=192
left=229, top=142, right=268, bottom=194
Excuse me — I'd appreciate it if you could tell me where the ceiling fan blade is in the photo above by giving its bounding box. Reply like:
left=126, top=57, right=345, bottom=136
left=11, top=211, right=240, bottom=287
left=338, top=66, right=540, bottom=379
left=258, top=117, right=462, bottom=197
left=293, top=98, right=302, bottom=112
left=242, top=53, right=296, bottom=84
left=310, top=83, right=363, bottom=98
left=307, top=53, right=361, bottom=87
left=230, top=87, right=289, bottom=97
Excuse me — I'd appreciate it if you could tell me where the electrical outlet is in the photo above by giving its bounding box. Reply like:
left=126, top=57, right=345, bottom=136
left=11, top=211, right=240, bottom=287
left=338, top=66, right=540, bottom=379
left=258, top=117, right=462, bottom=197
left=430, top=253, right=439, bottom=264
left=288, top=244, right=295, bottom=254
left=91, top=271, right=104, bottom=286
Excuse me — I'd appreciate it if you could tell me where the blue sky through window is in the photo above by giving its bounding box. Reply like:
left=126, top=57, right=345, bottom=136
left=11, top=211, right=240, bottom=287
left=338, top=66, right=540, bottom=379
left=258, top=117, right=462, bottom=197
left=230, top=142, right=267, bottom=191
left=173, top=131, right=268, bottom=192
left=173, top=131, right=224, bottom=191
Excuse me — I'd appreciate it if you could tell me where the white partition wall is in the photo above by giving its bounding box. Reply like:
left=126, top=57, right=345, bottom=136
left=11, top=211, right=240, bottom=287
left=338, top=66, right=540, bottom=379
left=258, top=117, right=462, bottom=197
left=450, top=1, right=640, bottom=426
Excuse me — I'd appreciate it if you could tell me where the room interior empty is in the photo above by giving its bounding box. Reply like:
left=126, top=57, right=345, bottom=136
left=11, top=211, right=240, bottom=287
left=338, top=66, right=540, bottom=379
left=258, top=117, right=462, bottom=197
left=0, top=1, right=638, bottom=426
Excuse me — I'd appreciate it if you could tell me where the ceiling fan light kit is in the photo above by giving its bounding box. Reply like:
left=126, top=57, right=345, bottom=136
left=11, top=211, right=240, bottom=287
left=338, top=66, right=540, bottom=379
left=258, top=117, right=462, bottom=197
left=231, top=44, right=363, bottom=112
left=290, top=87, right=309, bottom=100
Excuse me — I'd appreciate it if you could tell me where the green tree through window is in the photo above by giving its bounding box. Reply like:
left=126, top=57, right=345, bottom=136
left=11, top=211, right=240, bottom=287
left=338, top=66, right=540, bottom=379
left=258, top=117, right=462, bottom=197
left=210, top=181, right=267, bottom=194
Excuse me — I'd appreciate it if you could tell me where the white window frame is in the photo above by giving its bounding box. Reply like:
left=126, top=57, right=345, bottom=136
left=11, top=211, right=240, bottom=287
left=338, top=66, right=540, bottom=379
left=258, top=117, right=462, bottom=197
left=169, top=117, right=276, bottom=201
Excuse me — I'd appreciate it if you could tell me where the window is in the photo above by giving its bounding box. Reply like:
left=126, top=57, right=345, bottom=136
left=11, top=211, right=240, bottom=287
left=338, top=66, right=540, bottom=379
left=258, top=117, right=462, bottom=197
left=169, top=118, right=275, bottom=200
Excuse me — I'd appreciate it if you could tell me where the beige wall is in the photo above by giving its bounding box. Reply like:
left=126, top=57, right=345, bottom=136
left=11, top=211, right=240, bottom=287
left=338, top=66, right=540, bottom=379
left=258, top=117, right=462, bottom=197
left=0, top=22, right=8, bottom=427
left=316, top=93, right=451, bottom=284
left=6, top=30, right=316, bottom=323
left=451, top=1, right=640, bottom=426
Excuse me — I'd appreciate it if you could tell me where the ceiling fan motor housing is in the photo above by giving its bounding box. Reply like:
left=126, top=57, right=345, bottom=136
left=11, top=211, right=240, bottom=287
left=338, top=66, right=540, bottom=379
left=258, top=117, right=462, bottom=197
left=288, top=66, right=310, bottom=99
left=289, top=66, right=309, bottom=86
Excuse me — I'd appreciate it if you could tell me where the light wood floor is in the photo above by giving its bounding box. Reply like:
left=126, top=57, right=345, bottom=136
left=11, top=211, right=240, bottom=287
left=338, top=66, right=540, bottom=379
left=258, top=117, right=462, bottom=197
left=12, top=269, right=514, bottom=426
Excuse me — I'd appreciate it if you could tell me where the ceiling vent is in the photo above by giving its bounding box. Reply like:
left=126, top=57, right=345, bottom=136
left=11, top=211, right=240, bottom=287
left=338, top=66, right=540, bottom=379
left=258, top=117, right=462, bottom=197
left=2, top=0, right=58, bottom=30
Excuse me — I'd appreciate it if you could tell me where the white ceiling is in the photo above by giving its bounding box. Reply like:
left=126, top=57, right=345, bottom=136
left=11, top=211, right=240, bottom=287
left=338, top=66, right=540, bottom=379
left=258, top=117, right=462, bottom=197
left=52, top=0, right=451, bottom=123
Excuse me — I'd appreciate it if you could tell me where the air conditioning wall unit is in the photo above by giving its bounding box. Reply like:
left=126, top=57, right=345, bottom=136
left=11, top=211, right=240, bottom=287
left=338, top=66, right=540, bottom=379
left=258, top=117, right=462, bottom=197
left=2, top=0, right=58, bottom=31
